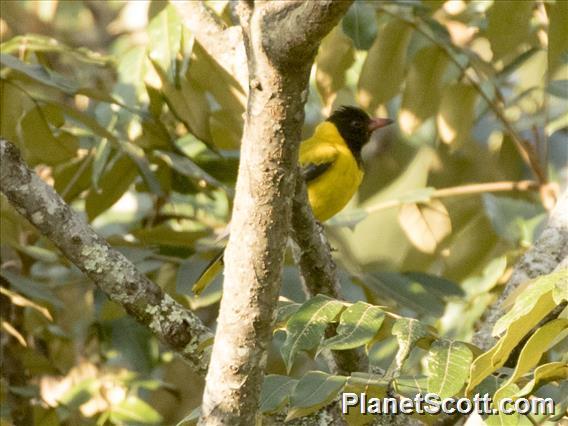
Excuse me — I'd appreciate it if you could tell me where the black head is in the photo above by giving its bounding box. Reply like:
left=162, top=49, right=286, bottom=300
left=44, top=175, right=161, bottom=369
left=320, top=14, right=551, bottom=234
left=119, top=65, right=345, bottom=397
left=327, top=106, right=393, bottom=162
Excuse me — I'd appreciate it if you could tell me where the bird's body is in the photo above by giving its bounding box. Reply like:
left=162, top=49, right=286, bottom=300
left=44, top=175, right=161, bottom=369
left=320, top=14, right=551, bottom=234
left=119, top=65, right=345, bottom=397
left=192, top=106, right=392, bottom=295
left=300, top=121, right=363, bottom=221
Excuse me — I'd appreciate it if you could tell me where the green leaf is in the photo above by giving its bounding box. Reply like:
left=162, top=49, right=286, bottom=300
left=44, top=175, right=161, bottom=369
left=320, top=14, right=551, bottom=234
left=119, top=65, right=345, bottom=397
left=259, top=375, right=298, bottom=414
left=1, top=34, right=113, bottom=65
left=57, top=378, right=97, bottom=410
left=399, top=46, right=449, bottom=135
left=132, top=225, right=208, bottom=247
left=484, top=383, right=520, bottom=426
left=482, top=194, right=544, bottom=244
left=403, top=272, right=463, bottom=300
left=547, top=80, right=568, bottom=99
left=358, top=16, right=412, bottom=110
left=154, top=150, right=230, bottom=194
left=462, top=256, right=507, bottom=297
left=319, top=302, right=385, bottom=352
left=316, top=26, right=355, bottom=107
left=92, top=138, right=113, bottom=191
left=286, top=371, right=346, bottom=421
left=553, top=276, right=568, bottom=304
left=466, top=276, right=558, bottom=395
left=85, top=153, right=138, bottom=221
left=486, top=0, right=535, bottom=60
left=363, top=272, right=446, bottom=316
left=437, top=83, right=477, bottom=148
left=18, top=106, right=78, bottom=165
left=514, top=362, right=568, bottom=398
left=109, top=395, right=162, bottom=424
left=0, top=80, right=31, bottom=142
left=394, top=375, right=429, bottom=399
left=0, top=270, right=63, bottom=308
left=398, top=199, right=452, bottom=254
left=0, top=53, right=77, bottom=94
left=547, top=0, right=568, bottom=74
left=494, top=319, right=568, bottom=403
left=493, top=271, right=563, bottom=336
left=280, top=295, right=345, bottom=373
left=343, top=373, right=389, bottom=423
left=120, top=142, right=163, bottom=196
left=147, top=3, right=182, bottom=82
left=392, top=318, right=431, bottom=372
left=341, top=2, right=378, bottom=50
left=274, top=301, right=301, bottom=329
left=426, top=339, right=473, bottom=399
left=326, top=208, right=368, bottom=228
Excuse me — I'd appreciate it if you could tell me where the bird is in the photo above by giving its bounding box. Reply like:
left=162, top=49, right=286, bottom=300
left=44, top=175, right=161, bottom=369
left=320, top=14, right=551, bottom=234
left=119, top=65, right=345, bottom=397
left=192, top=106, right=393, bottom=294
left=300, top=106, right=393, bottom=221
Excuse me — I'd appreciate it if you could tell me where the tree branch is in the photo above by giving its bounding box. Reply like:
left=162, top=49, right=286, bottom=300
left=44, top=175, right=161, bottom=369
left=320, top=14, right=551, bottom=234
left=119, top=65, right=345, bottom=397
left=291, top=174, right=368, bottom=375
left=262, top=1, right=354, bottom=66
left=199, top=2, right=354, bottom=424
left=171, top=0, right=249, bottom=91
left=0, top=140, right=213, bottom=375
left=472, top=188, right=568, bottom=350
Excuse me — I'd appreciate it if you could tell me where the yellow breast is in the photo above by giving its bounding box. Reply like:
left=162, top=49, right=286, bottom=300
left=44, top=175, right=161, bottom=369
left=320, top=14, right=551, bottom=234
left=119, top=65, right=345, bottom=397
left=299, top=122, right=363, bottom=222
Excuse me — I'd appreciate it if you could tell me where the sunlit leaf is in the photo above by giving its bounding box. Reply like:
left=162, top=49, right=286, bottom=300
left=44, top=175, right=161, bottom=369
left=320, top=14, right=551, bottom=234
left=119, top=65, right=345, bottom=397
left=514, top=362, right=568, bottom=398
left=398, top=199, right=451, bottom=254
left=547, top=0, right=568, bottom=74
left=493, top=271, right=563, bottom=336
left=437, top=83, right=477, bottom=147
left=493, top=319, right=568, bottom=403
left=319, top=302, right=384, bottom=352
left=358, top=16, right=412, bottom=110
left=280, top=295, right=345, bottom=373
left=392, top=318, right=431, bottom=372
left=0, top=287, right=53, bottom=320
left=109, top=395, right=162, bottom=424
left=1, top=320, right=27, bottom=346
left=426, top=339, right=473, bottom=399
left=486, top=0, right=535, bottom=60
left=147, top=3, right=182, bottom=82
left=316, top=27, right=355, bottom=107
left=399, top=46, right=448, bottom=135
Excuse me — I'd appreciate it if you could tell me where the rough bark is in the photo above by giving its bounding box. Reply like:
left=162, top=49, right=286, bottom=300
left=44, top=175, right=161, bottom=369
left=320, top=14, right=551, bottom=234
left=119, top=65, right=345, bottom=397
left=0, top=140, right=213, bottom=375
left=172, top=0, right=248, bottom=91
left=199, top=1, right=353, bottom=424
left=472, top=188, right=568, bottom=350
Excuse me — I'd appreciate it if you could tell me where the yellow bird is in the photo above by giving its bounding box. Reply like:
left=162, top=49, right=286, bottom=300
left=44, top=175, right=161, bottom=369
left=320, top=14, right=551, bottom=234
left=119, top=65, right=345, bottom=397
left=300, top=106, right=392, bottom=221
left=193, top=106, right=393, bottom=294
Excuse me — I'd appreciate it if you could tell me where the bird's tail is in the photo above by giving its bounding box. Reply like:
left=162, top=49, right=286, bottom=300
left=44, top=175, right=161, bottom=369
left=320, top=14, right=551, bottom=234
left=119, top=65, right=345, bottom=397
left=192, top=249, right=225, bottom=296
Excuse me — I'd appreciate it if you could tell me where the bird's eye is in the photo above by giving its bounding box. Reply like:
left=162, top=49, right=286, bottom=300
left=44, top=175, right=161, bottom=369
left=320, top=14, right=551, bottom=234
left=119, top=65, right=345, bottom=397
left=351, top=120, right=363, bottom=128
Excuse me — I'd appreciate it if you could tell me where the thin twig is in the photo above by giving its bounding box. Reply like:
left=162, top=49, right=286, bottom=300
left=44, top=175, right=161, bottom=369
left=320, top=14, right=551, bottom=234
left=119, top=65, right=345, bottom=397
left=366, top=180, right=539, bottom=214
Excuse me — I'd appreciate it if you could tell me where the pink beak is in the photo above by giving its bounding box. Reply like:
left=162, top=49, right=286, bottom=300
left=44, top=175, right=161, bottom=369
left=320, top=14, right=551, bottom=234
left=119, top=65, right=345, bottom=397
left=368, top=117, right=394, bottom=132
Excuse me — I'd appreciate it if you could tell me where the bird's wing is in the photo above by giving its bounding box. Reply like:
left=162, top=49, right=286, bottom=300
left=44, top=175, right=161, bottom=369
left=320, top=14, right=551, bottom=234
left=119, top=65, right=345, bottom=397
left=299, top=139, right=339, bottom=183
left=301, top=162, right=333, bottom=182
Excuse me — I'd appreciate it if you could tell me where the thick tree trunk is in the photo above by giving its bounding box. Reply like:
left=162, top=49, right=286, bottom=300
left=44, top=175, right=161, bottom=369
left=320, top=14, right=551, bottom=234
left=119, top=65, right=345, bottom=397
left=199, top=2, right=353, bottom=424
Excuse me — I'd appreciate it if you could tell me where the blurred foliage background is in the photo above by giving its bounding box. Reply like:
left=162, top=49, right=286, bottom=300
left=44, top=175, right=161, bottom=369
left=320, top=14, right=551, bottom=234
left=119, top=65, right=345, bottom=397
left=0, top=0, right=566, bottom=424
